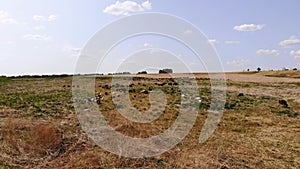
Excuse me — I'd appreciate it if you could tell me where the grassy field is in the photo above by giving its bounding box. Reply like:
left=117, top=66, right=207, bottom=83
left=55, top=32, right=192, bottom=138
left=0, top=72, right=299, bottom=168
left=262, top=70, right=300, bottom=78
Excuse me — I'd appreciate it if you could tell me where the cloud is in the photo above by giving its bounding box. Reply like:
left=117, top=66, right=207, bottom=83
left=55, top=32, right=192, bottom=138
left=290, top=50, right=300, bottom=59
left=227, top=59, right=252, bottom=68
left=225, top=40, right=240, bottom=44
left=208, top=39, right=218, bottom=45
left=256, top=49, right=280, bottom=56
left=142, top=1, right=152, bottom=10
left=103, top=1, right=152, bottom=16
left=0, top=10, right=18, bottom=24
left=234, top=24, right=265, bottom=31
left=33, top=15, right=46, bottom=21
left=1, top=41, right=15, bottom=45
left=279, top=36, right=300, bottom=48
left=0, top=10, right=8, bottom=18
left=143, top=43, right=152, bottom=47
left=6, top=41, right=15, bottom=45
left=23, top=34, right=52, bottom=41
left=48, top=15, right=58, bottom=21
left=33, top=14, right=58, bottom=21
left=183, top=29, right=193, bottom=35
left=34, top=25, right=46, bottom=30
left=63, top=45, right=82, bottom=57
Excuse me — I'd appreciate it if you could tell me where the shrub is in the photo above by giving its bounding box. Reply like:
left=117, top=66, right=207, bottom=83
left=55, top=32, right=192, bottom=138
left=159, top=68, right=173, bottom=74
left=137, top=71, right=147, bottom=74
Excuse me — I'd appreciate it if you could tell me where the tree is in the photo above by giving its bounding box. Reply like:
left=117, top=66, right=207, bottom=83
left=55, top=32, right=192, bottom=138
left=159, top=68, right=173, bottom=74
left=257, top=67, right=261, bottom=72
left=137, top=71, right=147, bottom=74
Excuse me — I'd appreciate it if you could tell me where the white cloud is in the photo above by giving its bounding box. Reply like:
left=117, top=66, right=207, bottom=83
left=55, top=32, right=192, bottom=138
left=1, top=41, right=15, bottom=45
left=0, top=18, right=18, bottom=24
left=70, top=47, right=81, bottom=53
left=279, top=36, right=300, bottom=48
left=48, top=15, right=58, bottom=21
left=234, top=24, right=265, bottom=31
left=225, top=40, right=240, bottom=44
left=290, top=50, right=300, bottom=59
left=227, top=59, right=252, bottom=68
left=34, top=25, right=46, bottom=30
left=143, top=43, right=152, bottom=47
left=0, top=10, right=18, bottom=24
left=103, top=1, right=152, bottom=16
left=256, top=49, right=280, bottom=56
left=208, top=39, right=218, bottom=45
left=63, top=45, right=82, bottom=57
left=23, top=34, right=52, bottom=41
left=33, top=15, right=46, bottom=21
left=183, top=29, right=193, bottom=35
left=142, top=1, right=152, bottom=10
left=0, top=10, right=8, bottom=18
left=6, top=41, right=15, bottom=45
left=33, top=14, right=58, bottom=21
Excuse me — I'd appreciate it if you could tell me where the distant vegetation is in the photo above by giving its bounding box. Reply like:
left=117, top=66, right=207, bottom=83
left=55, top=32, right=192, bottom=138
left=263, top=70, right=300, bottom=78
left=159, top=68, right=173, bottom=74
left=137, top=71, right=148, bottom=74
left=257, top=67, right=261, bottom=72
left=9, top=74, right=72, bottom=78
left=0, top=76, right=9, bottom=81
left=0, top=76, right=10, bottom=87
left=109, top=72, right=131, bottom=75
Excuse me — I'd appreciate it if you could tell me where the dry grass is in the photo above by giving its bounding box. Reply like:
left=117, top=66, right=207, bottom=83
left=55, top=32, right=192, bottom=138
left=263, top=70, right=300, bottom=78
left=0, top=74, right=299, bottom=168
left=0, top=118, right=63, bottom=168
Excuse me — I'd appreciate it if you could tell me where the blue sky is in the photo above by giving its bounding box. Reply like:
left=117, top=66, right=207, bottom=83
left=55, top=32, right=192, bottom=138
left=1, top=0, right=300, bottom=75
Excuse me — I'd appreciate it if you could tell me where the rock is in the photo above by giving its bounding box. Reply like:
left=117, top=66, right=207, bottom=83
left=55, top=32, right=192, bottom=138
left=140, top=90, right=149, bottom=94
left=195, top=97, right=202, bottom=103
left=96, top=92, right=104, bottom=104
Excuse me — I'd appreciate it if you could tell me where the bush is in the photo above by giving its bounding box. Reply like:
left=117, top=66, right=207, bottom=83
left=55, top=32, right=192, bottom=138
left=257, top=67, right=261, bottom=72
left=137, top=71, right=147, bottom=74
left=159, top=68, right=173, bottom=74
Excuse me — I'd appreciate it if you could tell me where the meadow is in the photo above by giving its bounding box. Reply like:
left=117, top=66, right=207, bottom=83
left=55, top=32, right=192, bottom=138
left=0, top=71, right=299, bottom=168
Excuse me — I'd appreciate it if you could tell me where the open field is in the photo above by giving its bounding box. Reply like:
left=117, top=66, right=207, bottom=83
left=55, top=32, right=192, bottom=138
left=0, top=71, right=299, bottom=168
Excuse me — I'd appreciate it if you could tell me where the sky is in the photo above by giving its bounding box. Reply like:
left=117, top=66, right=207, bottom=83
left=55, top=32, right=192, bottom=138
left=1, top=0, right=300, bottom=76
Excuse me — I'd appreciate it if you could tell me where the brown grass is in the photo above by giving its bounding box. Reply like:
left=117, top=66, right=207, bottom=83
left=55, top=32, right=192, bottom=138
left=1, top=118, right=63, bottom=167
left=0, top=74, right=299, bottom=168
